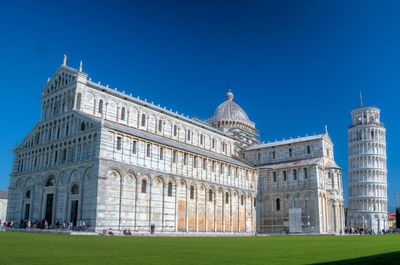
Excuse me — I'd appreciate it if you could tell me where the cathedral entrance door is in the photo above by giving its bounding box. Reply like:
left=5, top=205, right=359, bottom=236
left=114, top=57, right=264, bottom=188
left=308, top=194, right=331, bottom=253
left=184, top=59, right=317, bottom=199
left=70, top=200, right=78, bottom=227
left=24, top=204, right=30, bottom=220
left=45, top=194, right=54, bottom=225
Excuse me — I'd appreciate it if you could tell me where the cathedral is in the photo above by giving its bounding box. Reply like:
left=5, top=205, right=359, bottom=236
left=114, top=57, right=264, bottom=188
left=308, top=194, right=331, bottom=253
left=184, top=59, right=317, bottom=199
left=6, top=59, right=344, bottom=234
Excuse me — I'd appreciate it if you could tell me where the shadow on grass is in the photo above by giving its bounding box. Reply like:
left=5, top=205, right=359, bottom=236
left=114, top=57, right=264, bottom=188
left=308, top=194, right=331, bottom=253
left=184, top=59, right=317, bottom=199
left=312, top=251, right=400, bottom=265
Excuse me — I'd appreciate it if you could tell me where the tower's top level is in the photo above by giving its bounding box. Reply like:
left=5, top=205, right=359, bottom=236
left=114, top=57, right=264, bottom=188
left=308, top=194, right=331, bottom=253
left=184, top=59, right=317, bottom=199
left=350, top=106, right=383, bottom=127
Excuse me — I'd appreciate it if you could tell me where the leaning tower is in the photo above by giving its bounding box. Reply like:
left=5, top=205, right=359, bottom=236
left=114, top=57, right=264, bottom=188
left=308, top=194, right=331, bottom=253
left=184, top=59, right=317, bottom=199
left=347, top=107, right=388, bottom=232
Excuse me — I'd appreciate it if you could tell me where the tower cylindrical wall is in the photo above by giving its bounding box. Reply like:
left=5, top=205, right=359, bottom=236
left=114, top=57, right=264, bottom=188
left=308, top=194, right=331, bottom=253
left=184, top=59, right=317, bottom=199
left=347, top=107, right=388, bottom=232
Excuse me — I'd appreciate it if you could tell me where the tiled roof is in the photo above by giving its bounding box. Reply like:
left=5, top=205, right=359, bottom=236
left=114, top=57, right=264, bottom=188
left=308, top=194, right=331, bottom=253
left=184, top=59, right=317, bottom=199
left=245, top=134, right=325, bottom=151
left=388, top=213, right=396, bottom=219
left=104, top=120, right=255, bottom=169
left=257, top=157, right=323, bottom=170
left=76, top=111, right=255, bottom=169
left=326, top=160, right=341, bottom=169
left=0, top=190, right=8, bottom=199
left=257, top=157, right=341, bottom=170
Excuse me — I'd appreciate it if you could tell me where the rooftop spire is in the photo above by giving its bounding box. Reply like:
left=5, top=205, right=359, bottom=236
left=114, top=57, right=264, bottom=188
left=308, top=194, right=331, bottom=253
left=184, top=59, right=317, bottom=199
left=79, top=60, right=83, bottom=72
left=63, top=54, right=67, bottom=65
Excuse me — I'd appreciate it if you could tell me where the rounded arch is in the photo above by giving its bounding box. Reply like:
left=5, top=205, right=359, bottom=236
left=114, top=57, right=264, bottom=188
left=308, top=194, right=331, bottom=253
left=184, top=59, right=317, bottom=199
left=70, top=183, right=79, bottom=194
left=152, top=176, right=164, bottom=186
left=16, top=178, right=24, bottom=189
left=140, top=174, right=152, bottom=184
left=45, top=176, right=56, bottom=187
left=68, top=169, right=82, bottom=184
left=24, top=176, right=33, bottom=188
left=82, top=166, right=94, bottom=184
left=179, top=179, right=187, bottom=188
left=198, top=183, right=206, bottom=191
left=165, top=177, right=177, bottom=186
left=126, top=171, right=138, bottom=182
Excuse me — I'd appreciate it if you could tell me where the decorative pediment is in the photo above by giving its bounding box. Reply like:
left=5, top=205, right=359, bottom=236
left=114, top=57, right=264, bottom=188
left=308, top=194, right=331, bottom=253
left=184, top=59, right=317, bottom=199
left=41, top=65, right=78, bottom=96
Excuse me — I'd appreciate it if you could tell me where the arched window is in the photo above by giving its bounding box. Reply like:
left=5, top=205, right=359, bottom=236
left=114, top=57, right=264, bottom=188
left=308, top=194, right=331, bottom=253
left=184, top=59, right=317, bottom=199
left=173, top=150, right=177, bottom=163
left=307, top=145, right=311, bottom=154
left=187, top=129, right=191, bottom=141
left=76, top=93, right=82, bottom=110
left=241, top=195, right=244, bottom=205
left=146, top=143, right=151, bottom=157
left=173, top=125, right=177, bottom=136
left=121, top=107, right=125, bottom=121
left=25, top=190, right=31, bottom=199
left=158, top=120, right=163, bottom=132
left=98, top=99, right=103, bottom=114
left=276, top=198, right=281, bottom=211
left=42, top=107, right=46, bottom=119
left=71, top=184, right=79, bottom=194
left=304, top=168, right=308, bottom=179
left=225, top=192, right=229, bottom=204
left=80, top=122, right=85, bottom=131
left=209, top=189, right=213, bottom=202
left=212, top=138, right=215, bottom=149
left=141, top=179, right=147, bottom=193
left=141, top=113, right=146, bottom=127
left=45, top=177, right=55, bottom=187
left=289, top=148, right=292, bottom=157
left=190, top=186, right=194, bottom=199
left=200, top=134, right=203, bottom=145
left=168, top=182, right=173, bottom=197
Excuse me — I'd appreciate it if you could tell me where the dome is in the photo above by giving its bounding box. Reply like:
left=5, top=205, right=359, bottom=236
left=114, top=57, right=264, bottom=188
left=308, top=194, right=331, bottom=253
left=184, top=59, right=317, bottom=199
left=209, top=90, right=253, bottom=128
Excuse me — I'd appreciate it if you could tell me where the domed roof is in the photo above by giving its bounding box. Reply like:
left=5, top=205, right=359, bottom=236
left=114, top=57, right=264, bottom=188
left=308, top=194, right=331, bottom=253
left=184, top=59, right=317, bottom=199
left=209, top=90, right=251, bottom=124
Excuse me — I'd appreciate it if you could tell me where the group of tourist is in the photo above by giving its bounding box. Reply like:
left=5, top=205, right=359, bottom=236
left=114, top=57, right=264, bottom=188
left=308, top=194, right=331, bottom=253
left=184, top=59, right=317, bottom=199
left=0, top=219, right=89, bottom=231
left=1, top=220, right=15, bottom=229
left=344, top=227, right=387, bottom=235
left=106, top=224, right=157, bottom=236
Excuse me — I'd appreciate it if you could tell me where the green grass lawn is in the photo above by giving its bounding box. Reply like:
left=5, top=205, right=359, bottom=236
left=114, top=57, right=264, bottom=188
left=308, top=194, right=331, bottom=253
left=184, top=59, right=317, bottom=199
left=0, top=232, right=400, bottom=265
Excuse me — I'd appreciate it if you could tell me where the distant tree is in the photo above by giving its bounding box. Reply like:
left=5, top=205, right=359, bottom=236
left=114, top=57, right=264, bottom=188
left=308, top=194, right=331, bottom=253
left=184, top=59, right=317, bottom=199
left=396, top=208, right=400, bottom=228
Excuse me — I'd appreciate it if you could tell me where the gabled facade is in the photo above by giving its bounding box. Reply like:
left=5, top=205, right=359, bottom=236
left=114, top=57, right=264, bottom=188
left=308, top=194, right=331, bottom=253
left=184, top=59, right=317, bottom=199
left=7, top=62, right=258, bottom=233
left=245, top=133, right=344, bottom=234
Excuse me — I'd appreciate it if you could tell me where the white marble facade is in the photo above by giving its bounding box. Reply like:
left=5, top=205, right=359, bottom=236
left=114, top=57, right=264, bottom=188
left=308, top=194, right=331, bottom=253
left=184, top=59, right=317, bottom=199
left=7, top=62, right=257, bottom=233
left=7, top=60, right=344, bottom=234
left=245, top=133, right=345, bottom=234
left=347, top=107, right=388, bottom=232
left=0, top=191, right=7, bottom=225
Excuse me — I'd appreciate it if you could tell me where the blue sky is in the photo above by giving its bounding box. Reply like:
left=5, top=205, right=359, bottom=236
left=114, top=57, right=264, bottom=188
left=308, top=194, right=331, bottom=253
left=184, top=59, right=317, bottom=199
left=1, top=0, right=399, bottom=210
